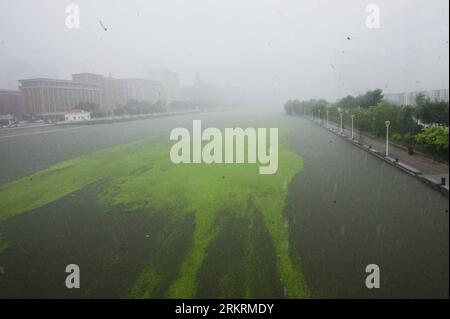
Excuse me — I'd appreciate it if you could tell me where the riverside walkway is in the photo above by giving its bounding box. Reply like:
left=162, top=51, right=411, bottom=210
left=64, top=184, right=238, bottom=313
left=314, top=118, right=449, bottom=195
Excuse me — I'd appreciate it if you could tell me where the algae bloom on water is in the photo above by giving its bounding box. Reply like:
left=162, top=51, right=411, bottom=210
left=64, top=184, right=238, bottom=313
left=0, top=125, right=309, bottom=298
left=169, top=120, right=279, bottom=175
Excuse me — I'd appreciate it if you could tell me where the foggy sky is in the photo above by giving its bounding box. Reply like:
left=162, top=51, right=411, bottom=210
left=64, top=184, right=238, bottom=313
left=0, top=0, right=448, bottom=105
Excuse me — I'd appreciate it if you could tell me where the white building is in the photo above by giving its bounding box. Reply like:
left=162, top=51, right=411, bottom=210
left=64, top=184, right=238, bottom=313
left=65, top=109, right=91, bottom=122
left=385, top=89, right=449, bottom=106
left=425, top=89, right=449, bottom=103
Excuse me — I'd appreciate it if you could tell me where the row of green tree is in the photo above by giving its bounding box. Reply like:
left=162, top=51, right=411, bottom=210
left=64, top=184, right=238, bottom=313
left=73, top=98, right=215, bottom=118
left=113, top=100, right=166, bottom=116
left=284, top=90, right=449, bottom=160
left=73, top=100, right=166, bottom=118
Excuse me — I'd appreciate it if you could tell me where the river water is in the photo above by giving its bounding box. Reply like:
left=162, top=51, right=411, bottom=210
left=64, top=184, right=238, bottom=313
left=0, top=109, right=448, bottom=298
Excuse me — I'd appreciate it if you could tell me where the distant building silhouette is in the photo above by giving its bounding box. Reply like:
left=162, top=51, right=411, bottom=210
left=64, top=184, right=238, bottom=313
left=15, top=73, right=166, bottom=116
left=0, top=89, right=24, bottom=115
left=146, top=68, right=179, bottom=103
left=385, top=89, right=449, bottom=106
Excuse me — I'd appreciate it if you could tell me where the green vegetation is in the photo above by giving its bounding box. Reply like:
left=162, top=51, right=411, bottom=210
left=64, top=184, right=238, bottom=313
left=75, top=100, right=167, bottom=118
left=0, top=126, right=309, bottom=298
left=73, top=102, right=110, bottom=118
left=284, top=89, right=449, bottom=161
left=0, top=234, right=8, bottom=253
left=415, top=93, right=449, bottom=126
left=284, top=89, right=384, bottom=117
left=73, top=99, right=217, bottom=119
left=415, top=126, right=449, bottom=160
left=114, top=99, right=166, bottom=116
left=168, top=100, right=216, bottom=111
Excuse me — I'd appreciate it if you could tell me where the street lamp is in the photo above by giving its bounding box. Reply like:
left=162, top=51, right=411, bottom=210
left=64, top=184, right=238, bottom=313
left=350, top=114, right=355, bottom=139
left=318, top=109, right=321, bottom=124
left=385, top=121, right=391, bottom=157
left=326, top=110, right=329, bottom=128
left=339, top=113, right=343, bottom=134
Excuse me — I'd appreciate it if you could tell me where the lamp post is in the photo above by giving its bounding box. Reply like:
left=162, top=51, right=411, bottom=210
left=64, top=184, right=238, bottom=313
left=326, top=110, right=329, bottom=128
left=385, top=121, right=391, bottom=157
left=339, top=113, right=343, bottom=134
left=350, top=114, right=355, bottom=139
left=318, top=109, right=321, bottom=124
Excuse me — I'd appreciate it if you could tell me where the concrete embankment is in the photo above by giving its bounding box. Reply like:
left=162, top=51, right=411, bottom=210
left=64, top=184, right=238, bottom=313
left=63, top=110, right=208, bottom=126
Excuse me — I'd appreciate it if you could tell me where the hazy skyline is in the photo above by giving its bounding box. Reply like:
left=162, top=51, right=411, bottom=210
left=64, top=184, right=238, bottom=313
left=0, top=0, right=448, bottom=105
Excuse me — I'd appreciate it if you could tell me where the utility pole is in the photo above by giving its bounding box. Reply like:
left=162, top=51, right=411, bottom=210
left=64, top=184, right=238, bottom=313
left=351, top=114, right=355, bottom=139
left=385, top=121, right=391, bottom=157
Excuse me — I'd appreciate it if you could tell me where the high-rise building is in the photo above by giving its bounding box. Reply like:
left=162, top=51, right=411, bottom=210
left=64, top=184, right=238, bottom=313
left=385, top=89, right=449, bottom=106
left=425, top=89, right=449, bottom=103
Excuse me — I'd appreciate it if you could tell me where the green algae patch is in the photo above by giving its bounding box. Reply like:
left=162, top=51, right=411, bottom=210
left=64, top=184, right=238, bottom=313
left=0, top=136, right=162, bottom=222
left=0, top=126, right=309, bottom=298
left=0, top=234, right=9, bottom=253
